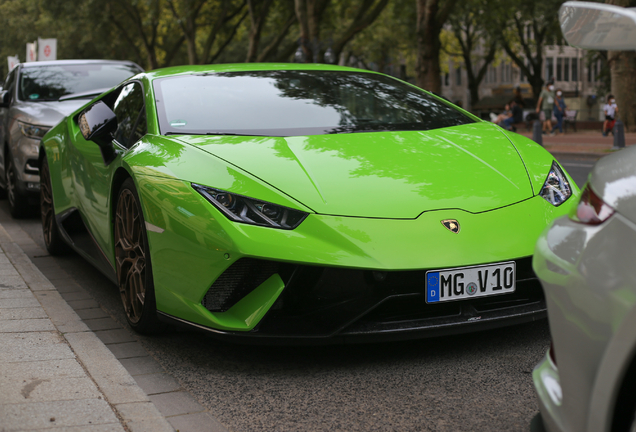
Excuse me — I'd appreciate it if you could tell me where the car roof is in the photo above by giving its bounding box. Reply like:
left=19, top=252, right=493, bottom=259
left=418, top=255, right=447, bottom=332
left=144, top=63, right=381, bottom=80
left=19, top=59, right=143, bottom=70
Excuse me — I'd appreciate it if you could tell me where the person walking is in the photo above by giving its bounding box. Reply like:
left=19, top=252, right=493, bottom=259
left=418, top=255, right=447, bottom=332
left=602, top=95, right=618, bottom=136
left=551, top=90, right=567, bottom=135
left=536, top=79, right=556, bottom=134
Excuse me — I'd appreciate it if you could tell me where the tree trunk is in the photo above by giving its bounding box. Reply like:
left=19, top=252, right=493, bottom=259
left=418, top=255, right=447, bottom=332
left=610, top=50, right=636, bottom=131
left=415, top=0, right=458, bottom=93
left=246, top=0, right=274, bottom=62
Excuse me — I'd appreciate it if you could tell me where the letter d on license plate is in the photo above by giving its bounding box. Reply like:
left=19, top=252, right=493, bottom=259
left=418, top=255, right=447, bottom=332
left=426, top=261, right=515, bottom=303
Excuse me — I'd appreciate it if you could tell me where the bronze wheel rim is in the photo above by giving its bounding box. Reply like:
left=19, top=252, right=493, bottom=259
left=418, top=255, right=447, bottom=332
left=40, top=161, right=54, bottom=247
left=115, top=189, right=146, bottom=324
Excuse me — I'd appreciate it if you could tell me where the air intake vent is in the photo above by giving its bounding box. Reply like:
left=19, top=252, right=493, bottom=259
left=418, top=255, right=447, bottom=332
left=202, top=258, right=280, bottom=312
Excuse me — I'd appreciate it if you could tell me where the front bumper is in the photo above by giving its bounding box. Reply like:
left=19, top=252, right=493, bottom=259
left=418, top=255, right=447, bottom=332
left=136, top=175, right=575, bottom=343
left=159, top=256, right=546, bottom=344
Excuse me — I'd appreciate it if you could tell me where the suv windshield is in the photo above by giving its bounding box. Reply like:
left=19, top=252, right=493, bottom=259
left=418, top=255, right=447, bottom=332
left=154, top=70, right=475, bottom=136
left=19, top=63, right=142, bottom=102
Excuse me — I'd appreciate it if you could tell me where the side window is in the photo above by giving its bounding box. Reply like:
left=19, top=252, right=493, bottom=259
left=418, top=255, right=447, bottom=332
left=4, top=68, right=17, bottom=103
left=112, top=82, right=146, bottom=148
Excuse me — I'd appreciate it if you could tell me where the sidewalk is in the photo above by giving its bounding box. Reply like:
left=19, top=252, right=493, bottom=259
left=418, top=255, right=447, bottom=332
left=516, top=129, right=636, bottom=158
left=0, top=223, right=173, bottom=432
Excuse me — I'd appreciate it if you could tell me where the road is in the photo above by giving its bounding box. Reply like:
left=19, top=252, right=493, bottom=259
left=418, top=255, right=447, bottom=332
left=0, top=155, right=594, bottom=432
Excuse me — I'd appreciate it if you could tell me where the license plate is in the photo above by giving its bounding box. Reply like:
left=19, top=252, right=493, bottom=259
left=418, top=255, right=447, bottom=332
left=426, top=261, right=515, bottom=303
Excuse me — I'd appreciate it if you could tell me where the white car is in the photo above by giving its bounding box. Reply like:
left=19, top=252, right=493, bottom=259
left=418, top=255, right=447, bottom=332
left=532, top=3, right=636, bottom=432
left=0, top=60, right=142, bottom=217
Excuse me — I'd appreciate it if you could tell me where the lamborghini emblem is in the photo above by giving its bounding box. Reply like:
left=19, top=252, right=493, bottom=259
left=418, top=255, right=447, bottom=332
left=441, top=219, right=460, bottom=234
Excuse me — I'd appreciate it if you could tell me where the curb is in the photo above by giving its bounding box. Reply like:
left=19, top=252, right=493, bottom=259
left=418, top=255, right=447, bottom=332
left=547, top=151, right=607, bottom=160
left=0, top=223, right=174, bottom=432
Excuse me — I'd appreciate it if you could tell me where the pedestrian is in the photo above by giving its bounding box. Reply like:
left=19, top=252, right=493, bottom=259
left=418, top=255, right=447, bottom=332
left=536, top=79, right=556, bottom=134
left=492, top=103, right=511, bottom=125
left=551, top=89, right=567, bottom=135
left=602, top=94, right=618, bottom=136
left=498, top=100, right=523, bottom=131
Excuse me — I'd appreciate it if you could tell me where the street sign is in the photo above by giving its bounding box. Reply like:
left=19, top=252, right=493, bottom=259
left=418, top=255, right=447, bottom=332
left=37, top=38, right=57, bottom=61
left=7, top=56, right=19, bottom=71
left=26, top=42, right=37, bottom=63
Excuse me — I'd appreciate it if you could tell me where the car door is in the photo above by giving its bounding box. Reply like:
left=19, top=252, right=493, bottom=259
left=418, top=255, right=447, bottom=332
left=0, top=67, right=18, bottom=185
left=71, top=81, right=147, bottom=258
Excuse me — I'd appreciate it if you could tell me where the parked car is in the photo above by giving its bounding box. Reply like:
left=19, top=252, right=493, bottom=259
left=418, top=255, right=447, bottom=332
left=40, top=63, right=577, bottom=342
left=0, top=60, right=143, bottom=217
left=532, top=2, right=636, bottom=431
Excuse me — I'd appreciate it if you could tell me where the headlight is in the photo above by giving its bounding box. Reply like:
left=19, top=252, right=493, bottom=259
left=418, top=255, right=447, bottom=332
left=539, top=162, right=572, bottom=206
left=569, top=184, right=614, bottom=225
left=18, top=121, right=50, bottom=140
left=192, top=184, right=308, bottom=230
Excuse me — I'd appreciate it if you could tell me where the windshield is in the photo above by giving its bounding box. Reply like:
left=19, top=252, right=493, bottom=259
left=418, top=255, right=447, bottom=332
left=19, top=63, right=142, bottom=101
left=154, top=70, right=475, bottom=136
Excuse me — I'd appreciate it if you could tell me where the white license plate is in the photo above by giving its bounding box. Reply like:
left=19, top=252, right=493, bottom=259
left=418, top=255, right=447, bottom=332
left=425, top=261, right=515, bottom=303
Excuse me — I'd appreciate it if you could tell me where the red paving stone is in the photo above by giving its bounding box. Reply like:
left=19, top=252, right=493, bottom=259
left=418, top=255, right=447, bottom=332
left=515, top=130, right=636, bottom=155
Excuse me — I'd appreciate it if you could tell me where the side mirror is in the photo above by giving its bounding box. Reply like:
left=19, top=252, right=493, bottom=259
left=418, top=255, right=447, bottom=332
left=78, top=101, right=118, bottom=165
left=0, top=91, right=10, bottom=108
left=560, top=2, right=636, bottom=50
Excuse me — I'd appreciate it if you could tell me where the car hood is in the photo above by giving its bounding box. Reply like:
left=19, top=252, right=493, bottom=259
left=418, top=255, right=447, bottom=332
left=174, top=122, right=534, bottom=218
left=11, top=100, right=87, bottom=127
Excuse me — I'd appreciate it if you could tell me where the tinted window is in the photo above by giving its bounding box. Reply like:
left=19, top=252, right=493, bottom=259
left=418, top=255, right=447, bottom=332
left=153, top=70, right=475, bottom=137
left=4, top=68, right=17, bottom=103
left=18, top=63, right=141, bottom=102
left=112, top=82, right=146, bottom=148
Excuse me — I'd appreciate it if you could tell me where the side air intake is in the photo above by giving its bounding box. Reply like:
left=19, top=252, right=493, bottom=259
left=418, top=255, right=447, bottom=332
left=202, top=258, right=281, bottom=312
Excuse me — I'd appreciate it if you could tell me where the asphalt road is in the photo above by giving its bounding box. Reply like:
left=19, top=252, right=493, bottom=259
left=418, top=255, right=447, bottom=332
left=1, top=154, right=594, bottom=432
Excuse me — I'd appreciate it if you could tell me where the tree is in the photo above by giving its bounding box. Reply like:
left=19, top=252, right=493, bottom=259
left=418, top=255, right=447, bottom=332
left=246, top=0, right=298, bottom=62
left=166, top=0, right=248, bottom=65
left=293, top=0, right=330, bottom=62
left=446, top=0, right=497, bottom=107
left=414, top=0, right=459, bottom=93
left=486, top=0, right=563, bottom=99
left=607, top=0, right=636, bottom=131
left=329, top=0, right=391, bottom=62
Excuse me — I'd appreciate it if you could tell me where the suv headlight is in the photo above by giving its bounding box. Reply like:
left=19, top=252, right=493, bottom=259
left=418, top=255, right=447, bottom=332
left=193, top=184, right=308, bottom=230
left=539, top=161, right=572, bottom=206
left=18, top=121, right=50, bottom=140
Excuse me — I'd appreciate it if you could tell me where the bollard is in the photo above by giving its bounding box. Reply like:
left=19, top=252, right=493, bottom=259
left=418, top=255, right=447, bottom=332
left=612, top=119, right=625, bottom=150
left=532, top=120, right=543, bottom=146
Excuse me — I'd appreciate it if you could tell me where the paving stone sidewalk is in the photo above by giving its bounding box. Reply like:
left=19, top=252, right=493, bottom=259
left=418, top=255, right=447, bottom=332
left=0, top=224, right=173, bottom=432
left=517, top=129, right=636, bottom=158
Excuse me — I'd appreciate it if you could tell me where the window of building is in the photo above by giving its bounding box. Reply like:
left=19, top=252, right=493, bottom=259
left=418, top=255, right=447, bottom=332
left=564, top=58, right=569, bottom=82
left=444, top=73, right=449, bottom=86
left=571, top=58, right=578, bottom=82
left=455, top=67, right=461, bottom=86
left=545, top=57, right=554, bottom=81
left=556, top=58, right=562, bottom=81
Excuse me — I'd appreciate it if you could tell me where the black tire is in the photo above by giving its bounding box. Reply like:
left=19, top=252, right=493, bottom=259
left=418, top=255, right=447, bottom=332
left=6, top=151, right=31, bottom=218
left=40, top=156, right=70, bottom=255
left=114, top=178, right=165, bottom=334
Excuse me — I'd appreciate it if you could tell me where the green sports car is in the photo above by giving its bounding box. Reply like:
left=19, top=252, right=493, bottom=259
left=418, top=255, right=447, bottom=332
left=40, top=63, right=577, bottom=343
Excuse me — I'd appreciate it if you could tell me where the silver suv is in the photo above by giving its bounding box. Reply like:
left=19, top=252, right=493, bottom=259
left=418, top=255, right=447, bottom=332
left=0, top=60, right=143, bottom=217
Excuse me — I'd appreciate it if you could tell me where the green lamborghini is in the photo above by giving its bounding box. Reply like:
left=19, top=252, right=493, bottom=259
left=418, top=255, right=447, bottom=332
left=40, top=63, right=577, bottom=343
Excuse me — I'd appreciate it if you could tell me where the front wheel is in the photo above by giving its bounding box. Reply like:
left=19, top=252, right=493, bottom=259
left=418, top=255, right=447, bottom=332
left=6, top=152, right=31, bottom=218
left=115, top=178, right=165, bottom=334
left=40, top=156, right=70, bottom=255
